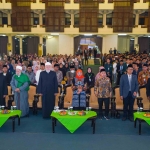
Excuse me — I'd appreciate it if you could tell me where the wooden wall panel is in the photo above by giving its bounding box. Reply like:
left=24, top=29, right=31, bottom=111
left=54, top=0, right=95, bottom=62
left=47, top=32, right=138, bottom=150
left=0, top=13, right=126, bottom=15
left=147, top=2, right=150, bottom=32
left=113, top=0, right=134, bottom=32
left=11, top=0, right=31, bottom=32
left=79, top=0, right=98, bottom=32
left=45, top=0, right=65, bottom=32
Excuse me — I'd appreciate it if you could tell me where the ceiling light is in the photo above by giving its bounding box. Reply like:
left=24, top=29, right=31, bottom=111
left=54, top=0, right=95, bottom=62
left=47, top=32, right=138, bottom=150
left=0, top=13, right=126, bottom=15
left=51, top=33, right=59, bottom=35
left=84, top=34, right=93, bottom=36
left=118, top=34, right=127, bottom=36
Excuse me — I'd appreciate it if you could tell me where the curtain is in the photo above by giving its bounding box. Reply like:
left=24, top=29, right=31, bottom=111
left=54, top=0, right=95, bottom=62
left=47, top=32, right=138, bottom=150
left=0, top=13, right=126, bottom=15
left=27, top=36, right=39, bottom=55
left=0, top=36, right=8, bottom=55
left=74, top=35, right=81, bottom=54
left=138, top=37, right=149, bottom=53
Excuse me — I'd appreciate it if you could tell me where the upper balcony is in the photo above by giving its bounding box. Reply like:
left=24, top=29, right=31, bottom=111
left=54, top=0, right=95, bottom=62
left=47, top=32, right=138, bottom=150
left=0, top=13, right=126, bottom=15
left=0, top=0, right=149, bottom=10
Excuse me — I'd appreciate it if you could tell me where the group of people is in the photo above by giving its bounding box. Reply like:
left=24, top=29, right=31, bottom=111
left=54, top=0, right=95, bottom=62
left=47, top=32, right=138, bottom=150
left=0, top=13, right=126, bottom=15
left=0, top=51, right=150, bottom=122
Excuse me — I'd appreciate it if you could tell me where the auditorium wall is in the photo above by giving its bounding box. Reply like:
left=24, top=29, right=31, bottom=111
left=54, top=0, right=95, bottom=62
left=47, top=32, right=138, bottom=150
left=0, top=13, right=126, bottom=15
left=58, top=34, right=74, bottom=55
left=102, top=35, right=118, bottom=54
left=46, top=36, right=59, bottom=55
left=46, top=34, right=74, bottom=55
left=118, top=36, right=130, bottom=53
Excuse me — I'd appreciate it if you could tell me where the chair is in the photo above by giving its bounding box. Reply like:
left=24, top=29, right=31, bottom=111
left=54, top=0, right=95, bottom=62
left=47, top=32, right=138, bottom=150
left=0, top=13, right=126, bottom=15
left=89, top=87, right=98, bottom=109
left=28, top=86, right=36, bottom=107
left=114, top=86, right=123, bottom=110
left=139, top=87, right=149, bottom=110
left=114, top=86, right=138, bottom=110
left=55, top=87, right=60, bottom=106
left=64, top=86, right=73, bottom=108
left=5, top=86, right=12, bottom=107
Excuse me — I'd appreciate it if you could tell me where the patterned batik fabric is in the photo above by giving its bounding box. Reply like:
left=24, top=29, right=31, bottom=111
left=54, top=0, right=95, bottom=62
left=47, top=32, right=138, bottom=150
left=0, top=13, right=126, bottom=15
left=94, top=77, right=112, bottom=98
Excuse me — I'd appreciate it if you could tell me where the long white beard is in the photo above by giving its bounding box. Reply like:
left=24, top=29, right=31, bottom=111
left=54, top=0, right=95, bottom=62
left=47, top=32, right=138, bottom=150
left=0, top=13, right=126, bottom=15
left=46, top=70, right=50, bottom=73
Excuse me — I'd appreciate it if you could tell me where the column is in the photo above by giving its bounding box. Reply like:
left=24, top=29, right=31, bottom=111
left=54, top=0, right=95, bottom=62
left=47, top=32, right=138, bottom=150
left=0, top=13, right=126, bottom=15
left=135, top=13, right=139, bottom=26
left=19, top=37, right=23, bottom=55
left=39, top=14, right=43, bottom=25
left=7, top=13, right=11, bottom=25
left=39, top=36, right=43, bottom=56
left=134, top=36, right=139, bottom=52
left=103, top=13, right=106, bottom=26
left=71, top=13, right=74, bottom=27
left=8, top=35, right=12, bottom=55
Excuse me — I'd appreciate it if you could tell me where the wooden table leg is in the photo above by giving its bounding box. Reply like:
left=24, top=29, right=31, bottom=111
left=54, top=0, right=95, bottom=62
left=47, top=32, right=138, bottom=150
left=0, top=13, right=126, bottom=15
left=18, top=117, right=20, bottom=126
left=91, top=120, right=93, bottom=127
left=134, top=119, right=137, bottom=128
left=93, top=119, right=96, bottom=134
left=52, top=118, right=55, bottom=133
left=139, top=119, right=141, bottom=135
left=12, top=117, right=15, bottom=132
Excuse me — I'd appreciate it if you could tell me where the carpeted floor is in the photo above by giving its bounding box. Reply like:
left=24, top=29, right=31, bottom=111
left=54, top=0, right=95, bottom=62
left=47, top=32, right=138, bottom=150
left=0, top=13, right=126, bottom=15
left=0, top=110, right=150, bottom=150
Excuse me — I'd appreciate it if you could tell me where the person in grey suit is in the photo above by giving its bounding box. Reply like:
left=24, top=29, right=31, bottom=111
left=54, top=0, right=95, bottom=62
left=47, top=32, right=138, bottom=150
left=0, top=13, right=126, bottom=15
left=120, top=64, right=139, bottom=122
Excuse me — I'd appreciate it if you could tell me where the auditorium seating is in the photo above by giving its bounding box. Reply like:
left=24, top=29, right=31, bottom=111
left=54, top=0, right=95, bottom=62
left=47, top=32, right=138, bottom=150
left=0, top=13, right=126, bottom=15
left=5, top=85, right=148, bottom=112
left=5, top=86, right=12, bottom=107
left=139, top=87, right=149, bottom=110
left=89, top=87, right=98, bottom=109
left=64, top=86, right=73, bottom=108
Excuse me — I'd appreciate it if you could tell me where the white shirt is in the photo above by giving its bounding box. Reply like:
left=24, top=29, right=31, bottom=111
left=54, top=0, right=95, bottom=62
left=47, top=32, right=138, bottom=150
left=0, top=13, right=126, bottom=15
left=35, top=69, right=44, bottom=85
left=113, top=62, right=117, bottom=74
left=127, top=74, right=132, bottom=91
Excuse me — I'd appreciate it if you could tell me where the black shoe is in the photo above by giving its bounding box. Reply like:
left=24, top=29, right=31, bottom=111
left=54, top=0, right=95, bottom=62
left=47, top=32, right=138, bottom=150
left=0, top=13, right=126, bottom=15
left=129, top=117, right=134, bottom=122
left=104, top=116, right=110, bottom=120
left=122, top=117, right=127, bottom=121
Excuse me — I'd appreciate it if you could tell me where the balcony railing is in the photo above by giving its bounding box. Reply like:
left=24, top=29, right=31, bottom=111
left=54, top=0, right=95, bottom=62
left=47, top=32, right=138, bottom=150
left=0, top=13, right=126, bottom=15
left=6, top=0, right=36, bottom=3
left=39, top=0, right=70, bottom=3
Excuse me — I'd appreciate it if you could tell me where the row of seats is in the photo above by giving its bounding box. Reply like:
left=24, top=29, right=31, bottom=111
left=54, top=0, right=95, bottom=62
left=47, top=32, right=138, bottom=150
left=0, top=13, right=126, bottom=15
left=5, top=86, right=149, bottom=110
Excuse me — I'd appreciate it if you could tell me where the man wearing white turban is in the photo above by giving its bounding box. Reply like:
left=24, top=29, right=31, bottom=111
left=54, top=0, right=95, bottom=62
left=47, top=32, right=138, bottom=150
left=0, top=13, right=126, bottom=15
left=10, top=65, right=30, bottom=117
left=37, top=62, right=58, bottom=118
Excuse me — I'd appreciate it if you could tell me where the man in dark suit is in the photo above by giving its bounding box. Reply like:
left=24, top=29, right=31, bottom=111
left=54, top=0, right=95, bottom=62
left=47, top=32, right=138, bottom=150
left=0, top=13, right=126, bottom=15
left=104, top=58, right=113, bottom=83
left=120, top=64, right=139, bottom=122
left=132, top=63, right=141, bottom=77
left=0, top=73, right=8, bottom=106
left=2, top=65, right=12, bottom=86
left=116, top=60, right=125, bottom=85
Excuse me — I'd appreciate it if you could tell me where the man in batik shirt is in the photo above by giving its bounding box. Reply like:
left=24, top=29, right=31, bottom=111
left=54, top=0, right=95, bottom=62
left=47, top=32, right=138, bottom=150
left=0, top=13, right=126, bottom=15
left=138, top=64, right=149, bottom=86
left=94, top=69, right=112, bottom=120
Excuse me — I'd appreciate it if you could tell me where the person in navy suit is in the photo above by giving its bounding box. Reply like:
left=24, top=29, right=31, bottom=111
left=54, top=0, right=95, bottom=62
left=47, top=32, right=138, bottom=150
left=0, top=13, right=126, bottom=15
left=120, top=64, right=139, bottom=122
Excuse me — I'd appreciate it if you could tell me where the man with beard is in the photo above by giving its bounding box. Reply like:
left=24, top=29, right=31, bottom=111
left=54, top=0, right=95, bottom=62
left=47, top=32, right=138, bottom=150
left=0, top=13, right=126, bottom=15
left=37, top=62, right=58, bottom=118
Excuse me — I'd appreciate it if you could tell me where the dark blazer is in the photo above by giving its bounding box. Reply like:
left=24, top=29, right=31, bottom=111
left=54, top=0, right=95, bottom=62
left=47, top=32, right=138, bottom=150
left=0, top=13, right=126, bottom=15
left=146, top=78, right=150, bottom=97
left=117, top=64, right=126, bottom=75
left=120, top=74, right=139, bottom=98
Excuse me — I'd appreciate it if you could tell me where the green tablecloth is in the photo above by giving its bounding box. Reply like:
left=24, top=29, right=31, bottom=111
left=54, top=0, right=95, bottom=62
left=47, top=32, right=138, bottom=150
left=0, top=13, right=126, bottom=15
left=134, top=112, right=150, bottom=125
left=0, top=110, right=21, bottom=127
left=51, top=111, right=97, bottom=133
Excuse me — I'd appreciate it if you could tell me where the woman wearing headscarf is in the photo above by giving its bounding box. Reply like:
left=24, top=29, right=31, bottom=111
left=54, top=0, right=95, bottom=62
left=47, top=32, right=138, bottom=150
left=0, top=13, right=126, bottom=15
left=72, top=69, right=87, bottom=110
left=84, top=67, right=95, bottom=94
